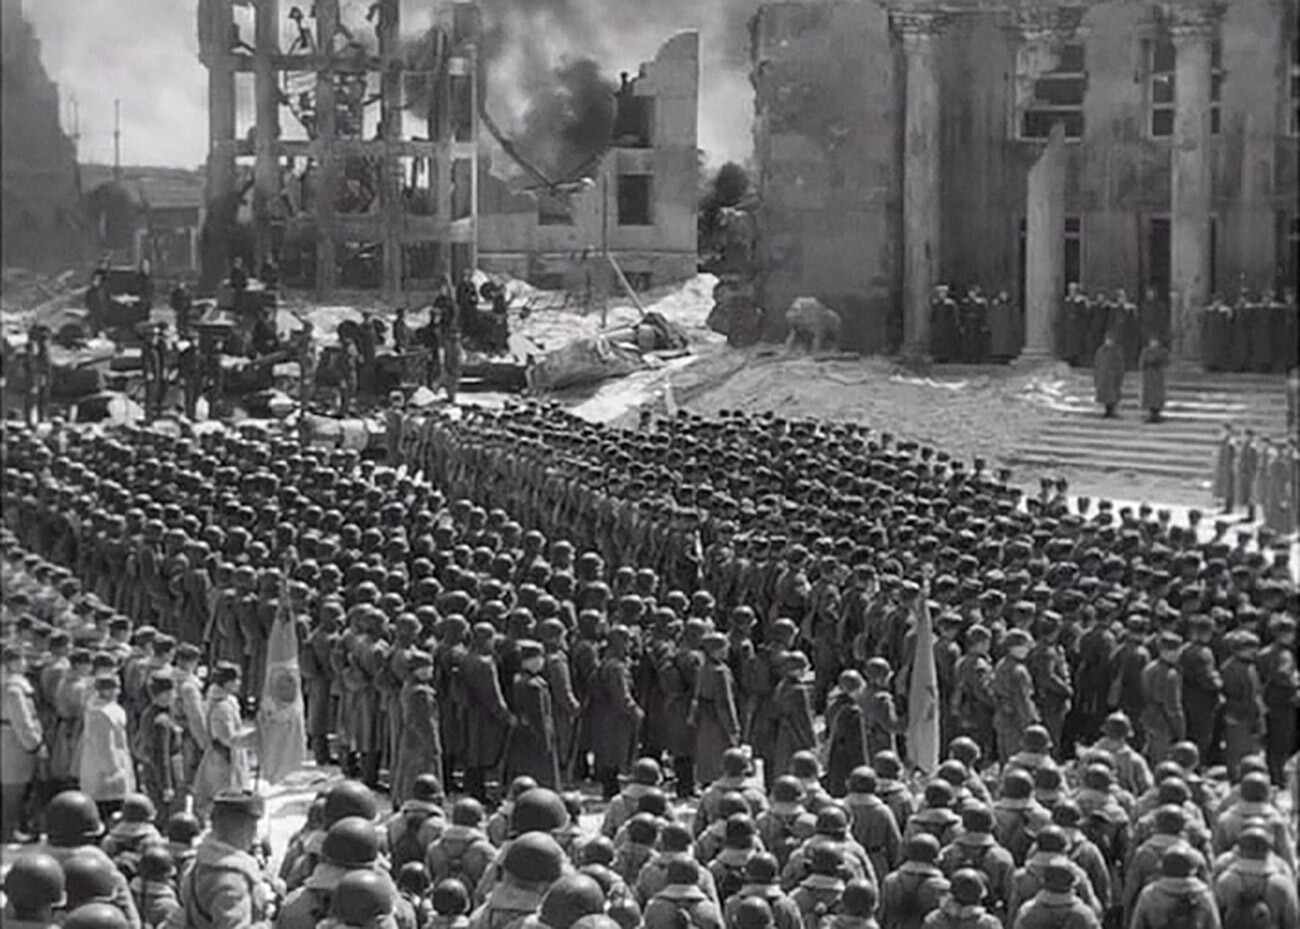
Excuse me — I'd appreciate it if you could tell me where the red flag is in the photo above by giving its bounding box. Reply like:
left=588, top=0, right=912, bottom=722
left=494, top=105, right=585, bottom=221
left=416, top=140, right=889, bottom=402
left=907, top=585, right=940, bottom=775
left=258, top=581, right=306, bottom=784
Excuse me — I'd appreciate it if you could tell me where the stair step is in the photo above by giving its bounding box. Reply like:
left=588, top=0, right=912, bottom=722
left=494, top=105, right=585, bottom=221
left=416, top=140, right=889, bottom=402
left=1016, top=440, right=1216, bottom=466
left=1044, top=396, right=1284, bottom=414
left=1038, top=423, right=1266, bottom=444
left=1003, top=457, right=1206, bottom=483
left=1008, top=451, right=1208, bottom=480
left=1027, top=435, right=1220, bottom=458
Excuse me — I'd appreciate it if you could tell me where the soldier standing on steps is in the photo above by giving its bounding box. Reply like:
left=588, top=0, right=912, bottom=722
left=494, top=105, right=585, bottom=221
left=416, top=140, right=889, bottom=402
left=1092, top=332, right=1125, bottom=419
left=1237, top=429, right=1259, bottom=523
left=1138, top=337, right=1170, bottom=423
left=1213, top=424, right=1236, bottom=514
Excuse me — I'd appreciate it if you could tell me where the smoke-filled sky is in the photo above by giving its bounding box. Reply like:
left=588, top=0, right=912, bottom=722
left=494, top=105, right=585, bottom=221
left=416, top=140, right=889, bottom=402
left=24, top=0, right=760, bottom=170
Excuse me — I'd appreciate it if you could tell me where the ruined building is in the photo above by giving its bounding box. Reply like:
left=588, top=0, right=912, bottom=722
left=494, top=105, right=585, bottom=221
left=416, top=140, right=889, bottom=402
left=1, top=0, right=88, bottom=271
left=477, top=33, right=701, bottom=292
left=751, top=0, right=1300, bottom=359
left=198, top=0, right=480, bottom=295
left=197, top=0, right=698, bottom=299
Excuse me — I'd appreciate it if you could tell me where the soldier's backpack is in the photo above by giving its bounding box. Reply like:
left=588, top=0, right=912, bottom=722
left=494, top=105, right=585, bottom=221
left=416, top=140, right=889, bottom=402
left=1161, top=888, right=1213, bottom=929
left=765, top=813, right=804, bottom=871
left=428, top=836, right=470, bottom=882
left=1223, top=872, right=1276, bottom=929
left=946, top=842, right=1004, bottom=907
left=390, top=809, right=434, bottom=872
left=711, top=858, right=748, bottom=902
left=890, top=871, right=930, bottom=927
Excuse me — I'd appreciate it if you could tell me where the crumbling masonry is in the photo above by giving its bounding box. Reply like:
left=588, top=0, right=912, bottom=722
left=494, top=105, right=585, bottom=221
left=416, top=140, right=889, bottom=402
left=198, top=0, right=480, bottom=297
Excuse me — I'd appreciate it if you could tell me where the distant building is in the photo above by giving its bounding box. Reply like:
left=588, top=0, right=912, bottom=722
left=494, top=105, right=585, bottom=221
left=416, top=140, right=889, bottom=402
left=82, top=166, right=206, bottom=275
left=477, top=32, right=701, bottom=293
left=1, top=0, right=89, bottom=271
left=751, top=0, right=1300, bottom=360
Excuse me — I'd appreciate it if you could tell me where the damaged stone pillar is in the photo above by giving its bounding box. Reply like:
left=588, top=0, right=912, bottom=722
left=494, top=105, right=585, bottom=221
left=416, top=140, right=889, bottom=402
left=1022, top=123, right=1067, bottom=361
left=253, top=0, right=281, bottom=269
left=204, top=0, right=237, bottom=288
left=314, top=0, right=339, bottom=294
left=1169, top=4, right=1219, bottom=363
left=893, top=8, right=944, bottom=360
left=377, top=0, right=403, bottom=297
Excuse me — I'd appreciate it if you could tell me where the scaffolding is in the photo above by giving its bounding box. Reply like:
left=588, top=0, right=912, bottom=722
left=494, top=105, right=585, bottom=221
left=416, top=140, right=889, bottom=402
left=199, top=0, right=480, bottom=299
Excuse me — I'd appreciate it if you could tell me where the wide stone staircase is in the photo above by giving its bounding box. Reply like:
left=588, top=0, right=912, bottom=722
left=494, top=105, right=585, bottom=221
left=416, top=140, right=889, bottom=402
left=1010, top=370, right=1292, bottom=482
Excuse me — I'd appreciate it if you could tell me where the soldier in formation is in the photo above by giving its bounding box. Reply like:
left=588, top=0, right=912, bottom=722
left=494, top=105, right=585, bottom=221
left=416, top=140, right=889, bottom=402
left=2, top=395, right=1298, bottom=929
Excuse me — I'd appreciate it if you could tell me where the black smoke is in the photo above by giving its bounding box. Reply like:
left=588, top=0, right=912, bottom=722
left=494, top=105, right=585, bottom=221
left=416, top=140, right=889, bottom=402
left=511, top=58, right=615, bottom=181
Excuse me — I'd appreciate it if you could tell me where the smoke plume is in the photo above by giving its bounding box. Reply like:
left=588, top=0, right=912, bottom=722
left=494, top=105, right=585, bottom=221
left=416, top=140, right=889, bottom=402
left=429, top=0, right=764, bottom=177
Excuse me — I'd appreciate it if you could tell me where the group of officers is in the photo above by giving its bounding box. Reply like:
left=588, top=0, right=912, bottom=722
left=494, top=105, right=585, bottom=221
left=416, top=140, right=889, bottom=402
left=928, top=279, right=1299, bottom=376
left=1, top=397, right=1298, bottom=929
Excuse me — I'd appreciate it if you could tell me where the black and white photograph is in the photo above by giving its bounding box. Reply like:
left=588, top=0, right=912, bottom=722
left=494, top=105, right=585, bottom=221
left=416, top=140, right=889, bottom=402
left=0, top=0, right=1297, bottom=927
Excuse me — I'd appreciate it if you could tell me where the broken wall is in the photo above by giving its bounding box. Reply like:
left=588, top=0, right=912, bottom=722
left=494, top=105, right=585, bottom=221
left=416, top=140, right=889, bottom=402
left=751, top=1, right=902, bottom=354
left=1, top=0, right=89, bottom=271
left=477, top=31, right=701, bottom=292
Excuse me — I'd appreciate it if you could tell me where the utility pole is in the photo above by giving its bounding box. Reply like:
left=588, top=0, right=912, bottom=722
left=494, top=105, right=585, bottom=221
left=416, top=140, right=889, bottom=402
left=113, top=98, right=122, bottom=180
left=70, top=94, right=80, bottom=159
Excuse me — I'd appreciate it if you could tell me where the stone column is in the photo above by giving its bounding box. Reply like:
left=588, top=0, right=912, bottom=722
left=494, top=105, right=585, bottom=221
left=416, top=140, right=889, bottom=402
left=1022, top=123, right=1068, bottom=360
left=1169, top=4, right=1219, bottom=362
left=314, top=0, right=339, bottom=294
left=377, top=0, right=403, bottom=297
left=253, top=0, right=281, bottom=268
left=204, top=0, right=237, bottom=289
left=894, top=8, right=944, bottom=360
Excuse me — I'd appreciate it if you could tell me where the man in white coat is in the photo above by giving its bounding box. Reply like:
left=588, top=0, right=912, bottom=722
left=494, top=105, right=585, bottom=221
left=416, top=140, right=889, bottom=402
left=193, top=661, right=258, bottom=821
left=79, top=672, right=135, bottom=821
left=2, top=642, right=45, bottom=841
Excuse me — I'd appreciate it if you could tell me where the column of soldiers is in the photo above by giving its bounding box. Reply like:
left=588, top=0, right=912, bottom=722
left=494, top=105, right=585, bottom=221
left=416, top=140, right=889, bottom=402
left=2, top=404, right=1298, bottom=929
left=1201, top=288, right=1300, bottom=375
left=929, top=286, right=1020, bottom=364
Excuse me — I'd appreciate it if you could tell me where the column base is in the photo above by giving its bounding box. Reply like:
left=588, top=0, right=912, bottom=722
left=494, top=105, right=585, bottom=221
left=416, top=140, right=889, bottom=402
left=1013, top=347, right=1057, bottom=369
left=898, top=344, right=933, bottom=368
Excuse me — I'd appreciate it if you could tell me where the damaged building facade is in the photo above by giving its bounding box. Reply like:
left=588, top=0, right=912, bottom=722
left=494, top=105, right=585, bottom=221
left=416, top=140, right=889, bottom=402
left=477, top=33, right=701, bottom=293
left=198, top=0, right=480, bottom=296
left=197, top=0, right=698, bottom=299
left=752, top=0, right=1300, bottom=358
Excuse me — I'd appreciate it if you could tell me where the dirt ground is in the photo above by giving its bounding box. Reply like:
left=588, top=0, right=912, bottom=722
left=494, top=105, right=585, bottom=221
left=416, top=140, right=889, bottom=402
left=662, top=344, right=1218, bottom=509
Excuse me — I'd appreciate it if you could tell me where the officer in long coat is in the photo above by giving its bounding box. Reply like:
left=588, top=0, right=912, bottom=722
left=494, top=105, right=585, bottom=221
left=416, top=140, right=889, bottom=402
left=1138, top=338, right=1171, bottom=423
left=1179, top=614, right=1223, bottom=762
left=434, top=616, right=469, bottom=792
left=770, top=650, right=815, bottom=781
left=1092, top=333, right=1125, bottom=418
left=538, top=619, right=580, bottom=779
left=992, top=629, right=1040, bottom=763
left=951, top=625, right=997, bottom=761
left=692, top=631, right=741, bottom=786
left=303, top=600, right=341, bottom=766
left=505, top=640, right=560, bottom=788
left=2, top=643, right=44, bottom=841
left=1139, top=632, right=1186, bottom=765
left=461, top=623, right=515, bottom=803
left=193, top=662, right=255, bottom=821
left=590, top=625, right=643, bottom=800
left=1257, top=615, right=1298, bottom=785
left=392, top=649, right=442, bottom=804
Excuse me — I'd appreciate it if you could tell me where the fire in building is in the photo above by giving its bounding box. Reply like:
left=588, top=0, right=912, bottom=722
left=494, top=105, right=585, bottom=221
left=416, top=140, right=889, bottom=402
left=196, top=0, right=700, bottom=299
left=750, top=0, right=1300, bottom=358
left=477, top=33, right=701, bottom=293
